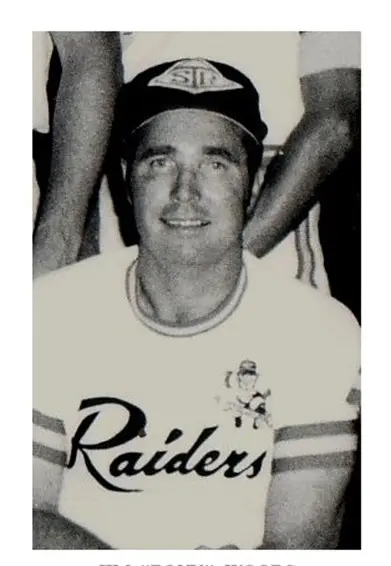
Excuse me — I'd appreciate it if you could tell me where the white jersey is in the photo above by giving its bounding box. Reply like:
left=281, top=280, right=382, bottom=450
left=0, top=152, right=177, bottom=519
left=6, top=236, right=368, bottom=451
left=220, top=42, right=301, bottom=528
left=33, top=248, right=360, bottom=549
left=299, top=31, right=361, bottom=77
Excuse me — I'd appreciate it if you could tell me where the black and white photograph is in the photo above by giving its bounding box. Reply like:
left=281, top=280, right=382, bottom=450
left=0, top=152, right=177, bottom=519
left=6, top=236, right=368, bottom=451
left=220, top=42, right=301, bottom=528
left=32, top=31, right=361, bottom=552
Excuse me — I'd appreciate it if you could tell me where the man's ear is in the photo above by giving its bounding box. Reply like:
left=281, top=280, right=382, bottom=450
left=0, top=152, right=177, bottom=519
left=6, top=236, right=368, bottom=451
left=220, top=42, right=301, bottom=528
left=246, top=166, right=266, bottom=216
left=121, top=159, right=127, bottom=178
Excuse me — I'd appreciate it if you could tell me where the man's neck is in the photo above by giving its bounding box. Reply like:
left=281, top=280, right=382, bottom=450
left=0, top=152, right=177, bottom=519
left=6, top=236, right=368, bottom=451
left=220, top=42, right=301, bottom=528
left=135, top=248, right=243, bottom=326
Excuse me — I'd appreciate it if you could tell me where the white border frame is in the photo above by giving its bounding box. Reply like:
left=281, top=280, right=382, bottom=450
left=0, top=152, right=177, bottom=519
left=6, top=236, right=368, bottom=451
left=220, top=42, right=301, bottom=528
left=2, top=2, right=388, bottom=565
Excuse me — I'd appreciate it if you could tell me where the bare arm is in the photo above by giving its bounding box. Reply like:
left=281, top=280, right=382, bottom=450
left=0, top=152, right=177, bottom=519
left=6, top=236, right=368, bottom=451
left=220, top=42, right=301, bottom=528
left=33, top=509, right=111, bottom=549
left=262, top=462, right=354, bottom=548
left=243, top=66, right=360, bottom=258
left=33, top=32, right=122, bottom=277
left=261, top=409, right=359, bottom=549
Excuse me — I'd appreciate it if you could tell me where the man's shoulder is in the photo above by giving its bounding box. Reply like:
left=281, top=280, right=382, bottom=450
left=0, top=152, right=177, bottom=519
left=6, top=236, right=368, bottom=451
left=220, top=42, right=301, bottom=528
left=243, top=253, right=360, bottom=423
left=244, top=251, right=359, bottom=342
left=34, top=247, right=138, bottom=308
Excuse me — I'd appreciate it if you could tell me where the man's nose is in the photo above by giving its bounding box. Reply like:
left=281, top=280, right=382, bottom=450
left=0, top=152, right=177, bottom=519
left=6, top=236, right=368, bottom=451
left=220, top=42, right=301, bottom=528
left=170, top=165, right=200, bottom=203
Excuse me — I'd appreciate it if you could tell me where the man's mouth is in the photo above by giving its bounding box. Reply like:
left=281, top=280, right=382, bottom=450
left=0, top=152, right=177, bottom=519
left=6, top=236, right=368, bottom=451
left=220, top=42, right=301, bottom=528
left=161, top=218, right=210, bottom=228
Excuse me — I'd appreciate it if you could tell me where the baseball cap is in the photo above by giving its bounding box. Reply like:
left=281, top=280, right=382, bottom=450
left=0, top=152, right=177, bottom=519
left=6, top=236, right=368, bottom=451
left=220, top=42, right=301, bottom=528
left=115, top=58, right=268, bottom=157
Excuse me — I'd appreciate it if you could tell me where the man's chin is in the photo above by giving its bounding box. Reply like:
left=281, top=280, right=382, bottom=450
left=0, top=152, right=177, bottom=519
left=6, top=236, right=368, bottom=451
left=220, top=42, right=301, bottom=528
left=139, top=233, right=242, bottom=267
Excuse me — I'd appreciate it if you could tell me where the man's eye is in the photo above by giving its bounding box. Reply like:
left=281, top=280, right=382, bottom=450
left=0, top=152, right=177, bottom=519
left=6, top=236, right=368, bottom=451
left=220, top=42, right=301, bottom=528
left=150, top=157, right=172, bottom=170
left=203, top=160, right=227, bottom=171
left=211, top=161, right=225, bottom=170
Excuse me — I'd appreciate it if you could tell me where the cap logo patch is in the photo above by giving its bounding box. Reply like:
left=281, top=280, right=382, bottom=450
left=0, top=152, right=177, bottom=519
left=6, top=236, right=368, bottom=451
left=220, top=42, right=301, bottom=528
left=148, top=59, right=244, bottom=94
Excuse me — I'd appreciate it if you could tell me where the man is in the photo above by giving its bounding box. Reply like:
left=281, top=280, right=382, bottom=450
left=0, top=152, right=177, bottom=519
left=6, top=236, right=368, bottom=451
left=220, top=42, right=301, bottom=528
left=33, top=32, right=122, bottom=277
left=34, top=31, right=360, bottom=316
left=104, top=31, right=360, bottom=302
left=104, top=32, right=331, bottom=291
left=33, top=59, right=360, bottom=549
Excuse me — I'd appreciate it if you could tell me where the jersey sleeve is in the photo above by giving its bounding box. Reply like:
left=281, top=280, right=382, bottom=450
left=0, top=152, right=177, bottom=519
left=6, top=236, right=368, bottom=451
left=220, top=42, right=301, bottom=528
left=272, top=299, right=360, bottom=474
left=299, top=31, right=361, bottom=78
left=33, top=276, right=69, bottom=469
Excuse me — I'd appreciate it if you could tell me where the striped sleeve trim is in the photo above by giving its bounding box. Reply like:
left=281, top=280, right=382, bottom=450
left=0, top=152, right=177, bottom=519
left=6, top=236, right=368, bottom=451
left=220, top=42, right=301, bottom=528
left=294, top=216, right=317, bottom=289
left=33, top=409, right=65, bottom=435
left=33, top=422, right=66, bottom=453
left=294, top=225, right=304, bottom=281
left=33, top=441, right=67, bottom=467
left=305, top=214, right=317, bottom=289
left=274, top=434, right=357, bottom=459
left=275, top=420, right=355, bottom=442
left=272, top=450, right=356, bottom=474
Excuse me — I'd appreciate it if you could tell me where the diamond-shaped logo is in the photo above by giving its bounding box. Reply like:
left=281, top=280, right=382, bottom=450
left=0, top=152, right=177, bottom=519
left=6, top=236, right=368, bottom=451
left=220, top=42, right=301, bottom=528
left=148, top=58, right=244, bottom=94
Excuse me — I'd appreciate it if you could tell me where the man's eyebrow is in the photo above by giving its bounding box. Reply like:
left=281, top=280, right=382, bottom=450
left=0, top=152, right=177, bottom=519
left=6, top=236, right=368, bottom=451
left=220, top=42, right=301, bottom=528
left=137, top=146, right=176, bottom=161
left=202, top=146, right=241, bottom=165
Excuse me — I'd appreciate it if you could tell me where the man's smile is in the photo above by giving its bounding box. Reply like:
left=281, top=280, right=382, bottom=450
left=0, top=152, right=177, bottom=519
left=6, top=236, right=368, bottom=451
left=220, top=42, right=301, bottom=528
left=160, top=217, right=211, bottom=228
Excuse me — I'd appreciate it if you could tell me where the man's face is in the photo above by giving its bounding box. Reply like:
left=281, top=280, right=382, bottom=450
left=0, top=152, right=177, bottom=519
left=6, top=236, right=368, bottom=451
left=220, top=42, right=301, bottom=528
left=129, top=109, right=251, bottom=266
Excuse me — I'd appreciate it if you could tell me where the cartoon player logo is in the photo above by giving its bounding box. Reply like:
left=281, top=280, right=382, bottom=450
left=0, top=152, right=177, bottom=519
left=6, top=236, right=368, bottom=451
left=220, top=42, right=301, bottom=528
left=215, top=360, right=272, bottom=429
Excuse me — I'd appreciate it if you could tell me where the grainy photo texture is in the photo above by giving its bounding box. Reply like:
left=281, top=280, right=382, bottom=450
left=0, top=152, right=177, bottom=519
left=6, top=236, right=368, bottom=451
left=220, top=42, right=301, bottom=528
left=32, top=31, right=361, bottom=550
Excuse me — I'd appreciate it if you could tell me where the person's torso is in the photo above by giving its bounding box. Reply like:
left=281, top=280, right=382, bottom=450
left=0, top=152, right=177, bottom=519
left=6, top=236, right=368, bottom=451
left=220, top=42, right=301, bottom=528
left=52, top=249, right=277, bottom=548
left=35, top=248, right=354, bottom=548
